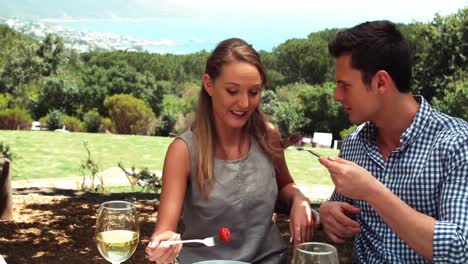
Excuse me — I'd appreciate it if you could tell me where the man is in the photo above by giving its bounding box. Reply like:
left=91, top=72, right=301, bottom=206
left=318, top=20, right=468, bottom=263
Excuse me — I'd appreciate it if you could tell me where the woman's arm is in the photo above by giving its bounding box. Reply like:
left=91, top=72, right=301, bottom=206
left=154, top=138, right=190, bottom=233
left=146, top=138, right=190, bottom=263
left=266, top=123, right=316, bottom=245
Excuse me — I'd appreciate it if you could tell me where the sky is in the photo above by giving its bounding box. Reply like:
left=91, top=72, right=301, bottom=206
left=0, top=0, right=466, bottom=53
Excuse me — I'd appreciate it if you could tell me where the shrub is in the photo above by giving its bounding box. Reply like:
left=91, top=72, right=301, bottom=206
left=38, top=116, right=48, bottom=128
left=118, top=162, right=162, bottom=193
left=174, top=112, right=195, bottom=134
left=99, top=117, right=115, bottom=133
left=0, top=142, right=16, bottom=161
left=46, top=109, right=64, bottom=130
left=104, top=94, right=156, bottom=135
left=80, top=141, right=104, bottom=192
left=83, top=109, right=102, bottom=133
left=0, top=108, right=32, bottom=130
left=154, top=113, right=178, bottom=136
left=0, top=93, right=10, bottom=110
left=63, top=115, right=83, bottom=132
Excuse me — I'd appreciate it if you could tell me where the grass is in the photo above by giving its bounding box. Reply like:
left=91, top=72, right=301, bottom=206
left=106, top=185, right=147, bottom=193
left=0, top=130, right=338, bottom=188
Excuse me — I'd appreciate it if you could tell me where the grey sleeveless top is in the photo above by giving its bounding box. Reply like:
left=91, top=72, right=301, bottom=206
left=177, top=130, right=287, bottom=264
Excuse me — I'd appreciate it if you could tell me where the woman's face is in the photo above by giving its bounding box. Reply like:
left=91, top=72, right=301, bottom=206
left=203, top=61, right=263, bottom=130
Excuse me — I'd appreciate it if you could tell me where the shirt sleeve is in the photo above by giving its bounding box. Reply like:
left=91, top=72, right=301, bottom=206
left=330, top=190, right=353, bottom=203
left=433, top=138, right=468, bottom=263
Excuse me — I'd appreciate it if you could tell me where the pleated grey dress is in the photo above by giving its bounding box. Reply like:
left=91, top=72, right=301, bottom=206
left=176, top=130, right=288, bottom=264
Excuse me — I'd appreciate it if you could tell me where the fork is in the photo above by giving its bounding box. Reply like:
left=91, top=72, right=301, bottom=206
left=160, top=236, right=217, bottom=247
left=295, top=146, right=324, bottom=158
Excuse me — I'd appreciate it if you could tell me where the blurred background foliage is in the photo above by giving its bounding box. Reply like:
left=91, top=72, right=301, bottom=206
left=0, top=8, right=466, bottom=138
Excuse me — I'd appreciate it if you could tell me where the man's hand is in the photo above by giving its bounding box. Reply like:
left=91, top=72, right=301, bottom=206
left=319, top=201, right=361, bottom=243
left=318, top=156, right=380, bottom=200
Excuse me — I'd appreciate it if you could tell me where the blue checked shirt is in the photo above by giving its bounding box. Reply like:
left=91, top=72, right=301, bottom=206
left=331, top=96, right=468, bottom=263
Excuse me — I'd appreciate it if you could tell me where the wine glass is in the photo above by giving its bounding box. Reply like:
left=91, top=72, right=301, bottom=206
left=95, top=200, right=139, bottom=264
left=292, top=242, right=339, bottom=264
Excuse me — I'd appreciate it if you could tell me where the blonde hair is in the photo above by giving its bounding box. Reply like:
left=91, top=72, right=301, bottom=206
left=191, top=38, right=281, bottom=198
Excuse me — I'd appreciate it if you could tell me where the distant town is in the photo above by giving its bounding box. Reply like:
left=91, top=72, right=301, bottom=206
left=0, top=16, right=173, bottom=53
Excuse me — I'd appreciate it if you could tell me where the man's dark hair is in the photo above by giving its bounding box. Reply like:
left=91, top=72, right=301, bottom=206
left=328, top=20, right=413, bottom=93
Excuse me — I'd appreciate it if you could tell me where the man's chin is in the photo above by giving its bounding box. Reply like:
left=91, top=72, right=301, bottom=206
left=348, top=116, right=364, bottom=125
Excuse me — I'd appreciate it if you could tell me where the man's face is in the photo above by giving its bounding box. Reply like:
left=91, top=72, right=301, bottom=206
left=334, top=54, right=379, bottom=124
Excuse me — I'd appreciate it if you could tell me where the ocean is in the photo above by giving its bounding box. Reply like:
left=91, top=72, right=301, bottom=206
left=61, top=18, right=310, bottom=54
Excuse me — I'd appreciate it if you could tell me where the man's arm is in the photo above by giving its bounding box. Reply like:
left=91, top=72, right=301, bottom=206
left=365, top=180, right=435, bottom=260
left=432, top=140, right=468, bottom=263
left=320, top=149, right=468, bottom=262
left=319, top=143, right=361, bottom=243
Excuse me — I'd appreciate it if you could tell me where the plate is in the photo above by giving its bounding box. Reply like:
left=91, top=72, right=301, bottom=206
left=192, top=261, right=250, bottom=264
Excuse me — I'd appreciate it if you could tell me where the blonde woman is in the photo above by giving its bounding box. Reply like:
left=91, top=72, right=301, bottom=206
left=146, top=38, right=315, bottom=264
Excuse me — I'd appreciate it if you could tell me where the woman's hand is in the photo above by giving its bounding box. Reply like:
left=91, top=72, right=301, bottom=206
left=281, top=133, right=303, bottom=149
left=145, top=230, right=182, bottom=264
left=289, top=193, right=316, bottom=246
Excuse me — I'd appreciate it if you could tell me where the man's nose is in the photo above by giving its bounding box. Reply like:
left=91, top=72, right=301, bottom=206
left=333, top=86, right=343, bottom=102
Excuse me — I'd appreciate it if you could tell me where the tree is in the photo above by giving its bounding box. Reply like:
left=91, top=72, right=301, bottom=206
left=432, top=70, right=468, bottom=120
left=0, top=41, right=42, bottom=93
left=273, top=101, right=304, bottom=136
left=154, top=95, right=185, bottom=136
left=273, top=37, right=333, bottom=85
left=412, top=8, right=468, bottom=103
left=34, top=77, right=81, bottom=118
left=36, top=34, right=65, bottom=76
left=260, top=89, right=279, bottom=118
left=296, top=82, right=350, bottom=139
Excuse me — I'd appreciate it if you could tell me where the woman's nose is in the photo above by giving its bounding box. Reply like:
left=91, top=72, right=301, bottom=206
left=238, top=93, right=249, bottom=108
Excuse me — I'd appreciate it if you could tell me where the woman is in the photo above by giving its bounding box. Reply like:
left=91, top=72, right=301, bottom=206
left=146, top=38, right=315, bottom=264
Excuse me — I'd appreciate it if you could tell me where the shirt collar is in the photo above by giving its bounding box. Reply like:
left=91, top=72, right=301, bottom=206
left=358, top=96, right=433, bottom=147
left=399, top=96, right=432, bottom=146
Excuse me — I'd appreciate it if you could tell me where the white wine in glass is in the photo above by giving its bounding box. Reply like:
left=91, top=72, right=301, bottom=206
left=96, top=200, right=139, bottom=264
left=292, top=242, right=339, bottom=264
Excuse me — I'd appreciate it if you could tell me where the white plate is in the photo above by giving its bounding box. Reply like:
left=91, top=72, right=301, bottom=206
left=192, top=261, right=250, bottom=264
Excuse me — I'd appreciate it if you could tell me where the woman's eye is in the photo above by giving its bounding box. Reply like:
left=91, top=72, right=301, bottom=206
left=227, top=90, right=237, bottom=95
left=249, top=91, right=259, bottom=96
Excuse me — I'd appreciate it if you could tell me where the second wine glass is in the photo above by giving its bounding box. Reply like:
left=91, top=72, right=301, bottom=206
left=292, top=242, right=339, bottom=264
left=96, top=200, right=139, bottom=264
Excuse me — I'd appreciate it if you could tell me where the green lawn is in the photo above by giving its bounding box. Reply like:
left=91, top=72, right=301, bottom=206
left=0, top=130, right=338, bottom=187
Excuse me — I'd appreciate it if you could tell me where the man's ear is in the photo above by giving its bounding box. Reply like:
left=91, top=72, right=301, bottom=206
left=202, top=74, right=214, bottom=96
left=373, top=70, right=392, bottom=94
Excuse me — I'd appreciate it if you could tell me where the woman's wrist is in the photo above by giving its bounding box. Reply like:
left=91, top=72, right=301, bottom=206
left=291, top=189, right=307, bottom=206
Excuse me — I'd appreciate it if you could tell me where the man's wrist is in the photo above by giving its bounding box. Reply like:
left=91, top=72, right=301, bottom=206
left=312, top=208, right=321, bottom=229
left=362, top=177, right=384, bottom=202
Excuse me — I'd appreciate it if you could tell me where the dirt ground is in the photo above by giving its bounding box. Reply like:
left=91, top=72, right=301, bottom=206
left=0, top=188, right=352, bottom=264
